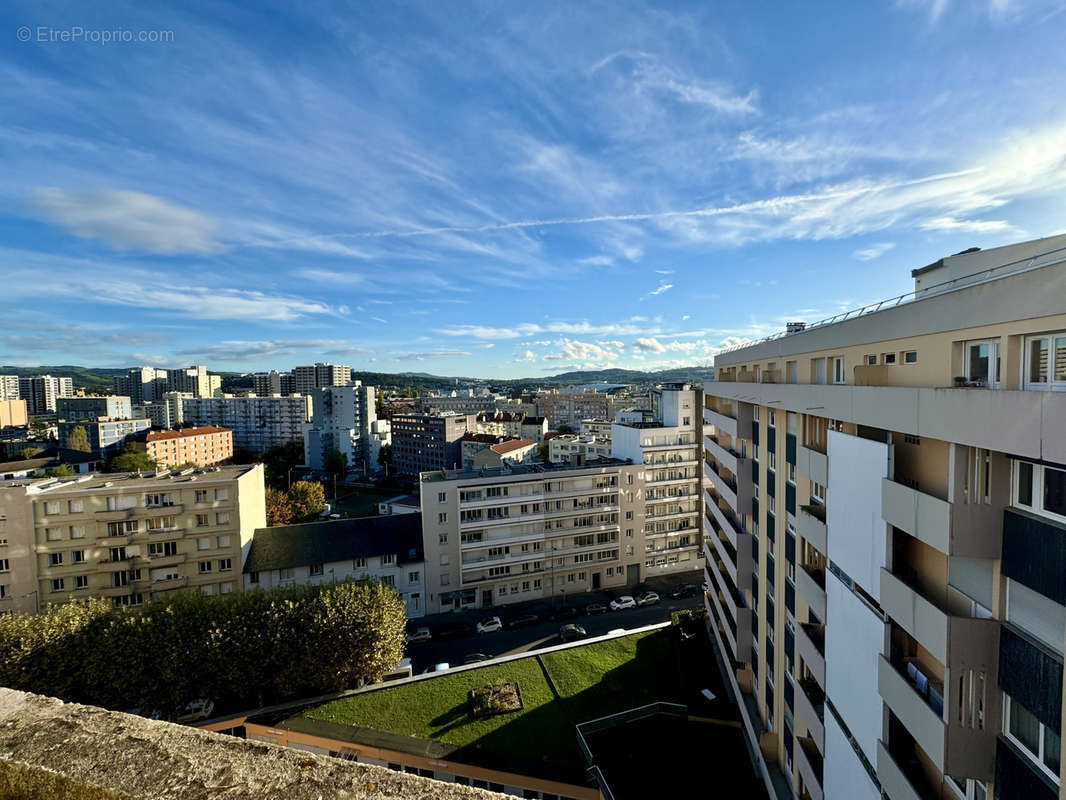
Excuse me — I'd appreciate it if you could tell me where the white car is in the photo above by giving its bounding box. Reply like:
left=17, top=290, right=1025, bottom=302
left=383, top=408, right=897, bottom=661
left=477, top=615, right=503, bottom=634
left=176, top=698, right=215, bottom=723
left=405, top=627, right=432, bottom=644
left=636, top=591, right=660, bottom=607
left=609, top=595, right=636, bottom=611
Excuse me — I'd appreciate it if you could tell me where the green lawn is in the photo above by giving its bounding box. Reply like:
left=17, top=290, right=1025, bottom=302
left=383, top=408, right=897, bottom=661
left=300, top=629, right=681, bottom=773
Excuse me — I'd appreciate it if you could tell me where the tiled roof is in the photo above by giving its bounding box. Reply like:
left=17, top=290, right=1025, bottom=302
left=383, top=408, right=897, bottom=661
left=490, top=438, right=536, bottom=455
left=145, top=426, right=230, bottom=442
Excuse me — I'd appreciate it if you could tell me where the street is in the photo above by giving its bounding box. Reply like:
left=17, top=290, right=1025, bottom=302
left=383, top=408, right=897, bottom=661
left=405, top=571, right=705, bottom=672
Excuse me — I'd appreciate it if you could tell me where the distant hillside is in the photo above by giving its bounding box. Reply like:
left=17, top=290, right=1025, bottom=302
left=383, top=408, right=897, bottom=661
left=5, top=365, right=715, bottom=395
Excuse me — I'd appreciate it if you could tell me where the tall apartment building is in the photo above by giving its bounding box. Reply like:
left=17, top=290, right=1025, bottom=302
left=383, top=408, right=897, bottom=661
left=252, top=370, right=295, bottom=396
left=58, top=418, right=152, bottom=456
left=291, top=363, right=350, bottom=395
left=0, top=375, right=19, bottom=401
left=548, top=434, right=612, bottom=464
left=419, top=392, right=501, bottom=415
left=303, top=383, right=377, bottom=472
left=535, top=390, right=610, bottom=429
left=165, top=366, right=220, bottom=398
left=391, top=413, right=476, bottom=476
left=701, top=234, right=1066, bottom=800
left=0, top=464, right=266, bottom=614
left=180, top=396, right=311, bottom=454
left=139, top=427, right=233, bottom=468
left=0, top=399, right=28, bottom=429
left=18, top=376, right=73, bottom=414
left=420, top=459, right=646, bottom=614
left=612, top=383, right=704, bottom=576
left=113, top=367, right=169, bottom=405
left=56, top=396, right=132, bottom=422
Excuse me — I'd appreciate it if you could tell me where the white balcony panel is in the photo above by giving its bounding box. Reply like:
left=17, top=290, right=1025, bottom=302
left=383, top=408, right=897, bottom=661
left=703, top=407, right=738, bottom=438
left=876, top=742, right=926, bottom=800
left=881, top=479, right=951, bottom=555
left=797, top=445, right=828, bottom=486
left=797, top=505, right=827, bottom=555
left=877, top=655, right=946, bottom=772
left=879, top=569, right=948, bottom=665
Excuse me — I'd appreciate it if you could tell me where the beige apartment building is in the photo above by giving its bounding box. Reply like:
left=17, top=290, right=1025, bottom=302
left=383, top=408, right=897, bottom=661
left=140, top=426, right=234, bottom=467
left=0, top=398, right=28, bottom=429
left=421, top=459, right=649, bottom=614
left=0, top=464, right=266, bottom=614
left=701, top=234, right=1066, bottom=800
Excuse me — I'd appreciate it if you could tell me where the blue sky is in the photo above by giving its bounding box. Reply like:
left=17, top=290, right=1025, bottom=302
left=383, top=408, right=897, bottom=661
left=3, top=0, right=1066, bottom=378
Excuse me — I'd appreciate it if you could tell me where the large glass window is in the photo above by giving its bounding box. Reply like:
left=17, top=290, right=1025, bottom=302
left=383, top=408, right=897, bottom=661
left=1014, top=460, right=1066, bottom=524
left=965, top=341, right=1000, bottom=387
left=1025, top=333, right=1066, bottom=390
left=1005, top=695, right=1061, bottom=782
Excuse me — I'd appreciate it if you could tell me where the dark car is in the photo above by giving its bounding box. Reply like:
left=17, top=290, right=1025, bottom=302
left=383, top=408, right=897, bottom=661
left=558, top=624, right=588, bottom=643
left=547, top=606, right=580, bottom=621
left=585, top=602, right=608, bottom=615
left=670, top=583, right=700, bottom=599
left=436, top=622, right=476, bottom=640
left=463, top=653, right=490, bottom=665
left=507, top=613, right=540, bottom=629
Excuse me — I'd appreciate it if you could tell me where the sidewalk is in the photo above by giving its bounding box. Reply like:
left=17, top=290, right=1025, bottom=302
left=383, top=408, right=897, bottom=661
left=415, top=568, right=703, bottom=627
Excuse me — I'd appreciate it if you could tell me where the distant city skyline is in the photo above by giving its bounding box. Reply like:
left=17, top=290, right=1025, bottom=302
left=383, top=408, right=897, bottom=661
left=3, top=1, right=1066, bottom=377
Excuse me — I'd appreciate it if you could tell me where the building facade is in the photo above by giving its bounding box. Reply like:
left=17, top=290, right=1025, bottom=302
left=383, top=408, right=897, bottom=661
left=242, top=514, right=425, bottom=617
left=58, top=418, right=152, bottom=456
left=0, top=464, right=266, bottom=614
left=302, top=383, right=377, bottom=472
left=701, top=234, right=1066, bottom=800
left=180, top=395, right=311, bottom=454
left=534, top=390, right=610, bottom=429
left=141, top=426, right=233, bottom=468
left=165, top=366, right=221, bottom=398
left=291, top=363, right=350, bottom=395
left=579, top=418, right=614, bottom=438
left=0, top=399, right=28, bottom=429
left=18, top=376, right=74, bottom=414
left=113, top=367, right=169, bottom=405
left=392, top=413, right=476, bottom=476
left=56, top=396, right=132, bottom=422
left=420, top=459, right=650, bottom=614
left=252, top=370, right=295, bottom=396
left=0, top=375, right=20, bottom=401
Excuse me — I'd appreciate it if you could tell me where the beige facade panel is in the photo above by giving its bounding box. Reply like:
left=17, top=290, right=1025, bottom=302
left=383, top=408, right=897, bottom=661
left=880, top=568, right=949, bottom=665
left=795, top=679, right=825, bottom=753
left=882, top=479, right=951, bottom=556
left=797, top=564, right=827, bottom=620
left=797, top=622, right=826, bottom=689
left=797, top=444, right=828, bottom=486
left=877, top=654, right=947, bottom=772
left=876, top=740, right=926, bottom=800
left=797, top=505, right=827, bottom=556
left=795, top=736, right=824, bottom=800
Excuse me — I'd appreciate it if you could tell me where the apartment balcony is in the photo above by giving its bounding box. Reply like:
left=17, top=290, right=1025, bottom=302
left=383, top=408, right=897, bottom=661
left=705, top=461, right=740, bottom=513
left=797, top=444, right=828, bottom=486
left=881, top=479, right=1002, bottom=559
left=705, top=434, right=744, bottom=475
left=101, top=585, right=134, bottom=598
left=147, top=553, right=187, bottom=568
left=878, top=654, right=948, bottom=773
left=795, top=735, right=824, bottom=800
left=796, top=676, right=825, bottom=753
left=706, top=557, right=748, bottom=625
left=704, top=571, right=752, bottom=663
left=707, top=523, right=753, bottom=591
left=797, top=565, right=827, bottom=620
left=797, top=623, right=826, bottom=688
left=876, top=740, right=937, bottom=800
left=706, top=488, right=745, bottom=550
left=99, top=533, right=132, bottom=546
left=797, top=503, right=827, bottom=556
left=703, top=407, right=738, bottom=438
left=150, top=576, right=188, bottom=592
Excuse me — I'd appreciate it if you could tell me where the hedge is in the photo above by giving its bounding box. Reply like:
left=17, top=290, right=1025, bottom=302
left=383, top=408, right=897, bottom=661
left=0, top=580, right=406, bottom=716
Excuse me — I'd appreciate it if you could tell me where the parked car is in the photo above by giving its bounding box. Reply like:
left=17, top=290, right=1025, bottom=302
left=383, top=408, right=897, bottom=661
left=547, top=606, right=580, bottom=621
left=609, top=595, right=636, bottom=611
left=585, top=602, right=608, bottom=615
left=436, top=622, right=475, bottom=640
left=670, top=583, right=700, bottom=599
left=507, top=613, right=540, bottom=628
left=558, top=624, right=588, bottom=643
left=463, top=653, right=490, bottom=665
left=176, top=698, right=215, bottom=723
left=636, top=591, right=660, bottom=607
left=421, top=662, right=450, bottom=674
left=476, top=616, right=503, bottom=634
left=405, top=627, right=432, bottom=644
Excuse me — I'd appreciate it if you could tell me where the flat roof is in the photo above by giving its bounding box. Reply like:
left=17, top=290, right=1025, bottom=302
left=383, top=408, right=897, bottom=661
left=421, top=456, right=632, bottom=483
left=14, top=463, right=259, bottom=493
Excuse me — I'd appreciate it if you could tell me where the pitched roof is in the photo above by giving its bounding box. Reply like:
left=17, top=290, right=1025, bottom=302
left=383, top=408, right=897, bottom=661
left=145, top=426, right=230, bottom=442
left=490, top=437, right=536, bottom=455
left=243, top=513, right=423, bottom=574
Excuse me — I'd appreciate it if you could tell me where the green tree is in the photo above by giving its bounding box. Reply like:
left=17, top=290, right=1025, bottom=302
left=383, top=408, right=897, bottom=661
left=265, top=487, right=294, bottom=526
left=29, top=419, right=52, bottom=440
left=377, top=443, right=392, bottom=468
left=16, top=447, right=44, bottom=460
left=287, top=480, right=326, bottom=520
left=262, top=441, right=303, bottom=488
left=66, top=425, right=91, bottom=453
left=557, top=423, right=574, bottom=434
left=105, top=443, right=157, bottom=473
left=324, top=448, right=348, bottom=483
left=44, top=464, right=75, bottom=477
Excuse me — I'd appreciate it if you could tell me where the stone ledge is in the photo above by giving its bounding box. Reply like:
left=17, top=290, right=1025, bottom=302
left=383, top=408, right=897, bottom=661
left=0, top=689, right=506, bottom=800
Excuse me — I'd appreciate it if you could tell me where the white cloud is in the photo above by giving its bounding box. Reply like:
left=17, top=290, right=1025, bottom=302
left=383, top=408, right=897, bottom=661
left=29, top=188, right=222, bottom=254
left=919, top=216, right=1012, bottom=233
left=542, top=339, right=620, bottom=365
left=853, top=242, right=896, bottom=261
left=579, top=255, right=614, bottom=266
left=178, top=339, right=373, bottom=360
left=646, top=282, right=674, bottom=298
left=438, top=320, right=657, bottom=340
left=514, top=350, right=537, bottom=363
left=633, top=337, right=666, bottom=353
left=655, top=269, right=674, bottom=275
left=682, top=315, right=690, bottom=320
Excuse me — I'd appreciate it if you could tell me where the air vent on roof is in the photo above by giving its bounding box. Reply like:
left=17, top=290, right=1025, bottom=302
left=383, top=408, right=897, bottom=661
left=786, top=322, right=807, bottom=334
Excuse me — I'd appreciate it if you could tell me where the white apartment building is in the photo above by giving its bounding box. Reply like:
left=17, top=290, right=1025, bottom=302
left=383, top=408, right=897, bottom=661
left=252, top=370, right=295, bottom=396
left=0, top=376, right=20, bottom=401
left=420, top=460, right=649, bottom=614
left=548, top=434, right=612, bottom=464
left=579, top=419, right=614, bottom=438
left=18, top=376, right=73, bottom=414
left=113, top=367, right=169, bottom=405
left=166, top=366, right=220, bottom=398
left=291, top=363, right=350, bottom=395
left=611, top=383, right=704, bottom=577
left=701, top=233, right=1066, bottom=800
left=242, top=514, right=425, bottom=617
left=181, top=395, right=311, bottom=454
left=303, top=383, right=378, bottom=472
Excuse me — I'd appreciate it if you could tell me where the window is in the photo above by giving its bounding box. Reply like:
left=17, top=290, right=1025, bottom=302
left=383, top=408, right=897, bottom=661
left=0, top=559, right=8, bottom=572
left=832, top=357, right=846, bottom=384
left=107, top=495, right=137, bottom=511
left=439, top=573, right=450, bottom=586
left=353, top=557, right=367, bottom=569
left=70, top=525, right=85, bottom=539
left=438, top=491, right=446, bottom=503
left=48, top=552, right=63, bottom=566
left=107, top=520, right=137, bottom=536
left=195, top=490, right=208, bottom=503
left=1024, top=332, right=1066, bottom=390
left=144, top=493, right=174, bottom=507
left=382, top=553, right=395, bottom=565
left=198, top=560, right=212, bottom=574
left=408, top=571, right=420, bottom=584
left=903, top=350, right=918, bottom=364
left=1015, top=460, right=1066, bottom=522
left=214, top=488, right=229, bottom=501
left=45, top=501, right=61, bottom=516
left=964, top=341, right=1001, bottom=387
left=196, top=514, right=209, bottom=527
left=811, top=482, right=826, bottom=504
left=787, top=462, right=796, bottom=483
left=71, top=550, right=85, bottom=563
left=46, top=528, right=63, bottom=542
left=148, top=541, right=177, bottom=558
left=220, top=582, right=233, bottom=595
left=438, top=512, right=447, bottom=524
left=249, top=571, right=259, bottom=584
left=309, top=563, right=323, bottom=576
left=1005, top=694, right=1061, bottom=781
left=197, top=537, right=211, bottom=551
left=74, top=575, right=88, bottom=589
left=68, top=499, right=83, bottom=513
left=216, top=512, right=230, bottom=525
left=217, top=534, right=230, bottom=548
left=50, top=578, right=65, bottom=592
left=279, top=567, right=294, bottom=580
left=438, top=533, right=448, bottom=545
left=814, top=357, right=827, bottom=385
left=865, top=354, right=877, bottom=366
left=882, top=352, right=897, bottom=365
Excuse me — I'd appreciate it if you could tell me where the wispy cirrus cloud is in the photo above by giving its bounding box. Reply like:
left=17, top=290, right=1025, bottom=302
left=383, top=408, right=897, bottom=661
left=853, top=242, right=896, bottom=261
